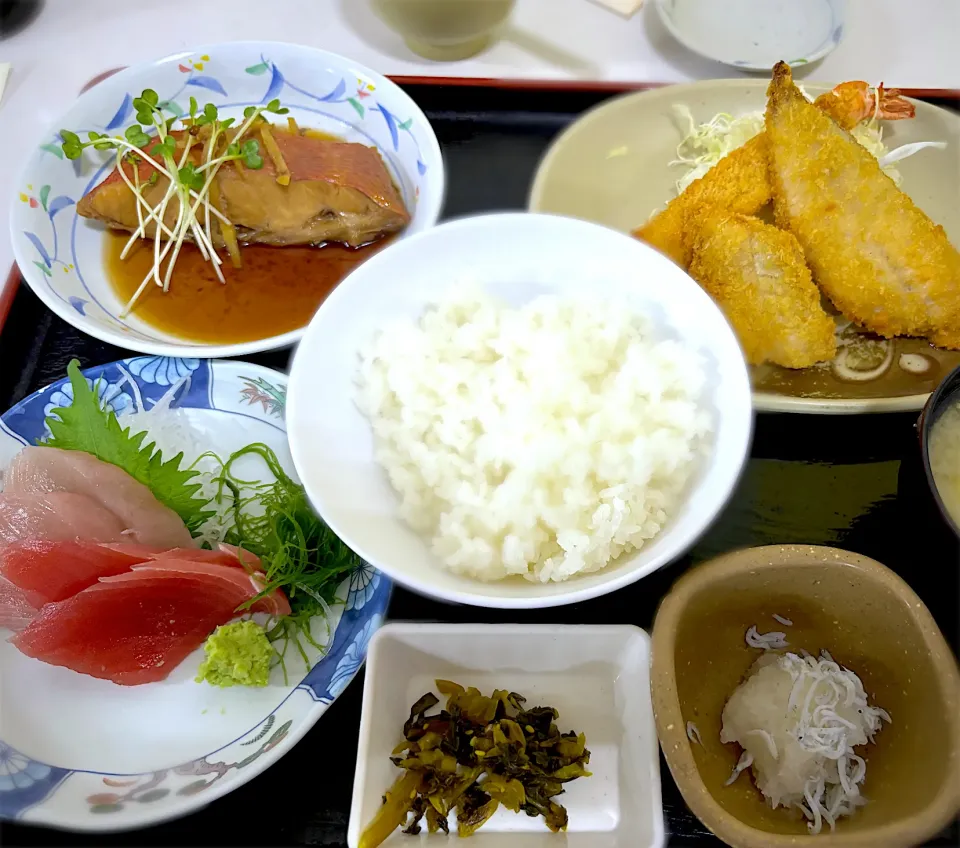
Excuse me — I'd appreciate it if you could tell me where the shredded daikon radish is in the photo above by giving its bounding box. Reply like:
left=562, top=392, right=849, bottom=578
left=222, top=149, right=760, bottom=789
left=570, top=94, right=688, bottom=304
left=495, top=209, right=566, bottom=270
left=115, top=376, right=239, bottom=547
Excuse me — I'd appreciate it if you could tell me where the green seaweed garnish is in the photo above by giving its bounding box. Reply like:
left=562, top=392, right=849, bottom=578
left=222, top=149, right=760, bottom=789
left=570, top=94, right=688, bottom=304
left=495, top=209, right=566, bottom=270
left=210, top=443, right=359, bottom=678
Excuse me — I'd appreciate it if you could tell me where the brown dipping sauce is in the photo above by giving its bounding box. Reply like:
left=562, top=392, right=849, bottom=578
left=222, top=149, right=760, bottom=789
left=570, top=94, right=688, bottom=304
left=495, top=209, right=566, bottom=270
left=105, top=232, right=394, bottom=344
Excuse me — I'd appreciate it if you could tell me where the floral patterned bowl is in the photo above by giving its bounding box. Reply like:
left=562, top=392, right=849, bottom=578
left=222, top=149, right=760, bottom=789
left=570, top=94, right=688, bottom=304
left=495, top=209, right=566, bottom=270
left=0, top=358, right=391, bottom=831
left=9, top=42, right=444, bottom=359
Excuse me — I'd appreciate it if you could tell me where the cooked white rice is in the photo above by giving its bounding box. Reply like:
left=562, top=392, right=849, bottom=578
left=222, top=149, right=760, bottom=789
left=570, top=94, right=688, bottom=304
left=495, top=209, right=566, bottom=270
left=355, top=288, right=712, bottom=582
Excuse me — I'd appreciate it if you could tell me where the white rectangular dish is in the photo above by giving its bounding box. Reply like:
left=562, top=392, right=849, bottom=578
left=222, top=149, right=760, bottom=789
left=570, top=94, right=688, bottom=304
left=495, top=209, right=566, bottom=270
left=347, top=622, right=665, bottom=848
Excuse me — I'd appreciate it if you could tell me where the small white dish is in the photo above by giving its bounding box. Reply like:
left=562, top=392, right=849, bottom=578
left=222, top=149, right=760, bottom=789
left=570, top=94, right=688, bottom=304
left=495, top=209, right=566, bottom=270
left=10, top=41, right=444, bottom=359
left=654, top=0, right=847, bottom=71
left=347, top=622, right=665, bottom=848
left=286, top=212, right=753, bottom=609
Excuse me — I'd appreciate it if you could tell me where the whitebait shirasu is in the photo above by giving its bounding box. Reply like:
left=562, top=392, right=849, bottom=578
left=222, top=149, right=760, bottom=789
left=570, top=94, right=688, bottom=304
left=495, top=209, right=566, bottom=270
left=745, top=728, right=779, bottom=761
left=772, top=613, right=793, bottom=626
left=745, top=625, right=789, bottom=650
left=687, top=721, right=703, bottom=746
left=780, top=651, right=890, bottom=833
left=726, top=750, right=754, bottom=786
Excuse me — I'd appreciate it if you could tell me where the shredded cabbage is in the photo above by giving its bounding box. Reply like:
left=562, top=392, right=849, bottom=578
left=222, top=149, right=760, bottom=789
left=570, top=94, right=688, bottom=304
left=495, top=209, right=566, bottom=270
left=669, top=88, right=946, bottom=195
left=669, top=106, right=764, bottom=194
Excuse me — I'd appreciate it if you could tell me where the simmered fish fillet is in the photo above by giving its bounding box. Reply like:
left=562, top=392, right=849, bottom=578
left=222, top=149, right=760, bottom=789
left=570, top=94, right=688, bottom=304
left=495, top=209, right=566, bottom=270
left=766, top=62, right=960, bottom=349
left=5, top=447, right=193, bottom=548
left=77, top=130, right=410, bottom=248
left=689, top=213, right=837, bottom=368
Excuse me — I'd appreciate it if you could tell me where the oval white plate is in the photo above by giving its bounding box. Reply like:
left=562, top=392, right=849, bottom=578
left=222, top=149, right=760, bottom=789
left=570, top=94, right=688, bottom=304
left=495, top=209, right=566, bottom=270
left=9, top=41, right=444, bottom=360
left=654, top=0, right=846, bottom=71
left=528, top=80, right=960, bottom=414
left=0, top=358, right=390, bottom=831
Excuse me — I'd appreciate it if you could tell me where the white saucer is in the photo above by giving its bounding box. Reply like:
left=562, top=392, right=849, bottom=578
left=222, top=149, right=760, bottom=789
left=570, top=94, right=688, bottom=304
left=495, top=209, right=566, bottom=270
left=655, top=0, right=847, bottom=71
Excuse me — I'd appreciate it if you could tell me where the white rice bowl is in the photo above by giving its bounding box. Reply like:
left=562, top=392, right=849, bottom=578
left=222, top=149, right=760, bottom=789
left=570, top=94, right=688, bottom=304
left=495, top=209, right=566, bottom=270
left=287, top=213, right=753, bottom=608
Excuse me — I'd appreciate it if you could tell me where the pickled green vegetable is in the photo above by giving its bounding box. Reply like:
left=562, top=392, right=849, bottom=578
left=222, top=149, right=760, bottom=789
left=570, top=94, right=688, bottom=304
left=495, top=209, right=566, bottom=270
left=362, top=679, right=592, bottom=840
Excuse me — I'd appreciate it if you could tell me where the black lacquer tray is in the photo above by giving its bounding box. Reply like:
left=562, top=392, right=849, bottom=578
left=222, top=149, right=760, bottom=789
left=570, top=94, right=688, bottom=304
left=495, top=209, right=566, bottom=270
left=1, top=78, right=957, bottom=848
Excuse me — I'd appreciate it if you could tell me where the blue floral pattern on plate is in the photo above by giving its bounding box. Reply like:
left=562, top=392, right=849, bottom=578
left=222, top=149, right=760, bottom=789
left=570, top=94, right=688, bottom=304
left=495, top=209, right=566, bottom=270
left=0, top=744, right=50, bottom=791
left=346, top=561, right=382, bottom=612
left=127, top=356, right=201, bottom=386
left=322, top=614, right=384, bottom=702
left=0, top=743, right=71, bottom=817
left=0, top=358, right=391, bottom=827
left=42, top=374, right=134, bottom=425
left=11, top=42, right=443, bottom=358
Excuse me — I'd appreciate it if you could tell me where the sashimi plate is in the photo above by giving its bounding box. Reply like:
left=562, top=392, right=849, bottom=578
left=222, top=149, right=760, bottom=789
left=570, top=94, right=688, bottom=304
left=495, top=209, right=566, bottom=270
left=0, top=357, right=391, bottom=831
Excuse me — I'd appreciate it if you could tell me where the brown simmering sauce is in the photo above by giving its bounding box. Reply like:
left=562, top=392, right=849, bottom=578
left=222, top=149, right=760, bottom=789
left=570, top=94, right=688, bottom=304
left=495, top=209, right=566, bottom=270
left=105, top=232, right=394, bottom=344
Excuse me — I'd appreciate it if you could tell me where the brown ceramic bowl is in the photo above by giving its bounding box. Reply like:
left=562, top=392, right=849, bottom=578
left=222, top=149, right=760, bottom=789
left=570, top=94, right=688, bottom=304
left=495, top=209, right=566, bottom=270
left=651, top=544, right=960, bottom=848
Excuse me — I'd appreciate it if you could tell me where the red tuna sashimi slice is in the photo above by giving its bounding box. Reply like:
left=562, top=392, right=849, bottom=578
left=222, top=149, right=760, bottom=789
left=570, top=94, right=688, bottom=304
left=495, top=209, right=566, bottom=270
left=4, top=447, right=194, bottom=548
left=148, top=546, right=262, bottom=569
left=11, top=573, right=252, bottom=685
left=0, top=540, right=157, bottom=607
left=0, top=575, right=38, bottom=631
left=216, top=543, right=263, bottom=570
left=131, top=560, right=291, bottom=617
left=0, top=492, right=128, bottom=545
left=99, top=542, right=169, bottom=558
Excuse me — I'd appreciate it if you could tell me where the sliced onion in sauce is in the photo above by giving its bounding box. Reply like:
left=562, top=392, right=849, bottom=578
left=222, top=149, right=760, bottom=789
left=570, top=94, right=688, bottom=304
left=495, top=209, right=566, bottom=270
left=832, top=342, right=894, bottom=383
left=898, top=353, right=933, bottom=374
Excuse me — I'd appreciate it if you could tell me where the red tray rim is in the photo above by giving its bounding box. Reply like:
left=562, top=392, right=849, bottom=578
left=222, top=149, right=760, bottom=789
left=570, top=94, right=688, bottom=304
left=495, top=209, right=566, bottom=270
left=389, top=75, right=960, bottom=101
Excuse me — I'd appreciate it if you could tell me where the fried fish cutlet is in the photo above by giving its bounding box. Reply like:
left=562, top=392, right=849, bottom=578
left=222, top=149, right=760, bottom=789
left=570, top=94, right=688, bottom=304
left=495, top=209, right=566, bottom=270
left=765, top=62, right=960, bottom=350
left=689, top=213, right=837, bottom=369
left=635, top=134, right=771, bottom=268
left=635, top=82, right=916, bottom=270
